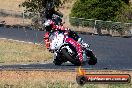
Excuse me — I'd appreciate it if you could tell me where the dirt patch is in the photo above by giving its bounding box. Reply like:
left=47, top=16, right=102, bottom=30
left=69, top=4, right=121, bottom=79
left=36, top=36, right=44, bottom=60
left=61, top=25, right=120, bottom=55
left=0, top=17, right=31, bottom=25
left=0, top=0, right=25, bottom=11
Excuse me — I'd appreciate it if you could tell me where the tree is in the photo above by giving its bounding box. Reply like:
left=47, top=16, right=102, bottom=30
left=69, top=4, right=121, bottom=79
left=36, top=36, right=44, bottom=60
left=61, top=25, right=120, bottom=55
left=20, top=0, right=69, bottom=30
left=122, top=0, right=130, bottom=4
left=70, top=0, right=131, bottom=22
left=20, top=0, right=68, bottom=13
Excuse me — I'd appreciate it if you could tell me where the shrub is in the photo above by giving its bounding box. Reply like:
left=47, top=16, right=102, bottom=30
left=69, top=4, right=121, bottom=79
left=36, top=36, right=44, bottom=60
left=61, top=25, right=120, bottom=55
left=70, top=0, right=131, bottom=22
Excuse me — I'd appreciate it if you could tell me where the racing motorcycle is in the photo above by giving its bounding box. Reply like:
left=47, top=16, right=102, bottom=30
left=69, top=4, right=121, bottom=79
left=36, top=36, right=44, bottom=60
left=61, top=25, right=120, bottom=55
left=44, top=19, right=97, bottom=66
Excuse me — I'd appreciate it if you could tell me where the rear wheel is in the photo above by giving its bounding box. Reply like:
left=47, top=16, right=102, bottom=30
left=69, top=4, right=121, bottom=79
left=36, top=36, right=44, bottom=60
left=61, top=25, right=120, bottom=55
left=88, top=56, right=97, bottom=65
left=61, top=48, right=81, bottom=66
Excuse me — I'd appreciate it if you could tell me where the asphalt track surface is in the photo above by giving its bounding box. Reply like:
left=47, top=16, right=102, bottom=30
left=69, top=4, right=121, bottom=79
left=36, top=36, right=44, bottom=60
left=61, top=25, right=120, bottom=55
left=0, top=27, right=132, bottom=71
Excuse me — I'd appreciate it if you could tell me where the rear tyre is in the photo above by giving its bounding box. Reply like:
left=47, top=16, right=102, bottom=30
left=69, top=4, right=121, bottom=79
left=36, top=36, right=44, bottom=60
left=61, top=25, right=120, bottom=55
left=86, top=50, right=97, bottom=65
left=88, top=56, right=97, bottom=65
left=61, top=48, right=81, bottom=66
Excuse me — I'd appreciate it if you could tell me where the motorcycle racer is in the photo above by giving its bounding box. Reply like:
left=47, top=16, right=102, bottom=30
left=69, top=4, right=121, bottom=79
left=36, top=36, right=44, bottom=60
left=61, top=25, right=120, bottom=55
left=44, top=2, right=88, bottom=47
left=44, top=19, right=97, bottom=65
left=43, top=2, right=96, bottom=65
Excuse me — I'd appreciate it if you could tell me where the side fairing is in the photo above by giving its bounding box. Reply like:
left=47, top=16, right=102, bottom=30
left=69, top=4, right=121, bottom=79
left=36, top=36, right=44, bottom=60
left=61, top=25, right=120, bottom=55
left=50, top=32, right=64, bottom=50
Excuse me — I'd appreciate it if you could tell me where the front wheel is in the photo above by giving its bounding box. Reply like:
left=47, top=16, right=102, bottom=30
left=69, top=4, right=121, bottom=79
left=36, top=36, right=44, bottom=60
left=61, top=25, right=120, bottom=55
left=53, top=59, right=62, bottom=65
left=53, top=54, right=63, bottom=65
left=61, top=48, right=81, bottom=66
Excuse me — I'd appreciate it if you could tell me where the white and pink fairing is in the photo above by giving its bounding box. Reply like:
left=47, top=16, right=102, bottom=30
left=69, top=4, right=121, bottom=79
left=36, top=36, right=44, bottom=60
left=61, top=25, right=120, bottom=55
left=49, top=31, right=84, bottom=62
left=49, top=31, right=65, bottom=50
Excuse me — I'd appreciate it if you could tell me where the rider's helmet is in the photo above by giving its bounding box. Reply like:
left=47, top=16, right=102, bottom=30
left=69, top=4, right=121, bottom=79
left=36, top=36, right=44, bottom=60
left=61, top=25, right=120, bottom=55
left=46, top=2, right=54, bottom=11
left=52, top=14, right=63, bottom=25
left=45, top=2, right=55, bottom=20
left=44, top=20, right=52, bottom=32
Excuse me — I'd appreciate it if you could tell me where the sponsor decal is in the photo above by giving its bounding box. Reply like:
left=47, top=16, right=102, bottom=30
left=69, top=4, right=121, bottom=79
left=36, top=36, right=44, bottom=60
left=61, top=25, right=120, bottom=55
left=65, top=38, right=83, bottom=62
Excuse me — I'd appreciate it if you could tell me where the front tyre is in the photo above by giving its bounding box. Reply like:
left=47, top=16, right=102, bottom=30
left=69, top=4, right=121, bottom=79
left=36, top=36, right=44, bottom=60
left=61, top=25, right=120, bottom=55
left=53, top=59, right=62, bottom=65
left=61, top=48, right=81, bottom=66
left=53, top=54, right=63, bottom=65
